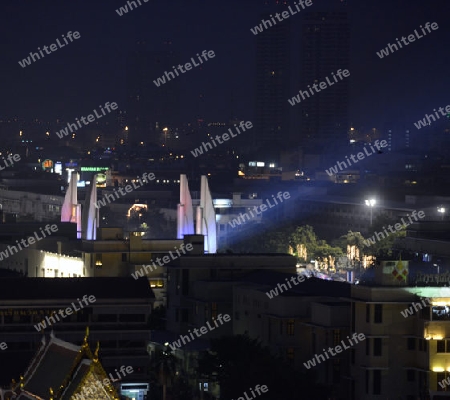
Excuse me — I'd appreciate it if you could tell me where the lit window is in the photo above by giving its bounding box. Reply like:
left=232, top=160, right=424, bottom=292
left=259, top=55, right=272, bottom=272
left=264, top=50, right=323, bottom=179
left=95, top=254, right=102, bottom=267
left=149, top=279, right=164, bottom=288
left=333, top=329, right=340, bottom=346
left=211, top=303, right=218, bottom=319
left=287, top=347, right=294, bottom=361
left=287, top=319, right=295, bottom=336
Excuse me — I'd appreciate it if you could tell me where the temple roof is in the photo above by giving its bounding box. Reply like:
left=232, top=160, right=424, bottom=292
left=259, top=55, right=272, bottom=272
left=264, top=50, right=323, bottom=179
left=60, top=359, right=92, bottom=400
left=22, top=336, right=79, bottom=398
left=7, top=330, right=119, bottom=400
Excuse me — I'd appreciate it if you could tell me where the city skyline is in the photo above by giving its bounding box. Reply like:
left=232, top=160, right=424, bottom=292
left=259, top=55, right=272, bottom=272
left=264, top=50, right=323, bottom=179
left=1, top=1, right=450, bottom=399
left=0, top=0, right=448, bottom=134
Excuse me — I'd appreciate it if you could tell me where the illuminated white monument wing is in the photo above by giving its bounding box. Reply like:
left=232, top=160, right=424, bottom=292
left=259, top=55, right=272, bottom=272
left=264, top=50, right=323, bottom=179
left=61, top=172, right=78, bottom=222
left=81, top=175, right=99, bottom=240
left=196, top=175, right=217, bottom=253
left=177, top=174, right=195, bottom=239
left=61, top=171, right=82, bottom=239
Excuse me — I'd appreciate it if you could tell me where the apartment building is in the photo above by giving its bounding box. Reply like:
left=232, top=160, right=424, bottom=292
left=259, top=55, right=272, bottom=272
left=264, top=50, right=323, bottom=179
left=233, top=273, right=351, bottom=399
left=0, top=277, right=154, bottom=386
left=350, top=259, right=450, bottom=399
left=165, top=254, right=297, bottom=336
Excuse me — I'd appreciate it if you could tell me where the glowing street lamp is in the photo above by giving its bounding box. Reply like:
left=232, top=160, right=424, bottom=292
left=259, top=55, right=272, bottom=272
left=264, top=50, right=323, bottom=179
left=438, top=207, right=446, bottom=221
left=365, top=198, right=376, bottom=226
left=163, top=127, right=168, bottom=146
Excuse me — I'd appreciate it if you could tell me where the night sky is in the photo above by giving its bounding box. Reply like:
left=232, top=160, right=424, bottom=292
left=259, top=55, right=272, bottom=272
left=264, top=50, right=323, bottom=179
left=1, top=0, right=449, bottom=130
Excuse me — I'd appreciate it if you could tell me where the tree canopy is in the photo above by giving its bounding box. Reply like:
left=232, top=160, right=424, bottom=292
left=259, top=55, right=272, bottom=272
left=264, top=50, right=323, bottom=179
left=197, top=334, right=332, bottom=400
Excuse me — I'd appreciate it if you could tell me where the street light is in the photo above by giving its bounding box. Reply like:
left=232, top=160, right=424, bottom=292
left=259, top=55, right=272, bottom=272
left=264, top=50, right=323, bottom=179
left=438, top=207, right=446, bottom=221
left=163, top=127, right=168, bottom=146
left=365, top=199, right=376, bottom=226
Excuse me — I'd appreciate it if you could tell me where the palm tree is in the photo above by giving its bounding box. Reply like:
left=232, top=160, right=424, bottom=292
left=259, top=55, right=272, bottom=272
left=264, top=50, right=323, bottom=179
left=336, top=231, right=367, bottom=268
left=289, top=225, right=318, bottom=262
left=150, top=347, right=178, bottom=400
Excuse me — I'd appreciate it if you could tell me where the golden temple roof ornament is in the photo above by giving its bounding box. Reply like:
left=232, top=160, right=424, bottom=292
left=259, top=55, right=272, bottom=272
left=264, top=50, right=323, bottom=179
left=6, top=332, right=121, bottom=400
left=93, top=341, right=100, bottom=362
left=82, top=326, right=89, bottom=347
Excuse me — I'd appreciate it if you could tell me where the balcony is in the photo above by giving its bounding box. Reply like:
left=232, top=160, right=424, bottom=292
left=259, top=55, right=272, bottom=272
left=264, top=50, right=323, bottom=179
left=433, top=307, right=450, bottom=322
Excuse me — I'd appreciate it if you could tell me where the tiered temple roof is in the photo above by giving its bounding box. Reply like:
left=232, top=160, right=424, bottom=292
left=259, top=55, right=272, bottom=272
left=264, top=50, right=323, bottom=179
left=1, top=329, right=119, bottom=400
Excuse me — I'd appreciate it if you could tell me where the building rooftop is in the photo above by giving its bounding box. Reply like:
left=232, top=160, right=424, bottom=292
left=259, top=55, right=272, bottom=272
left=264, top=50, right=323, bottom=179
left=237, top=271, right=351, bottom=297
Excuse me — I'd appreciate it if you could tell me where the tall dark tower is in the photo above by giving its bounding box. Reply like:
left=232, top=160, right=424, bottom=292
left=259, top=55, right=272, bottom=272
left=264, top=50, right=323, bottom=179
left=254, top=6, right=292, bottom=155
left=298, top=7, right=350, bottom=148
left=126, top=41, right=180, bottom=145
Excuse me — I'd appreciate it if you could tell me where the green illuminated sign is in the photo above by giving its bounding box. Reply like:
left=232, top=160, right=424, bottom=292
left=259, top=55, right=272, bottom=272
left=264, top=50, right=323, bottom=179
left=80, top=167, right=108, bottom=172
